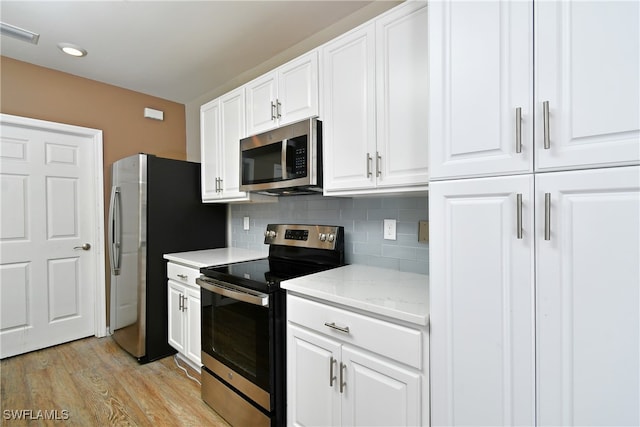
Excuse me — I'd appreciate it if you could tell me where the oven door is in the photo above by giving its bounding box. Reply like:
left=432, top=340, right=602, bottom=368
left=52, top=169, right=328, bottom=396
left=197, top=277, right=273, bottom=410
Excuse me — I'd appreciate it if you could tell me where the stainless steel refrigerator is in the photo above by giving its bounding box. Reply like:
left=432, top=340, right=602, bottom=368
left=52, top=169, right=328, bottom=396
left=108, top=154, right=226, bottom=363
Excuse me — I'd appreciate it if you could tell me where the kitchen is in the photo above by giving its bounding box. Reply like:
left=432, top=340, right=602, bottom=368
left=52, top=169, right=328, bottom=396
left=1, top=1, right=639, bottom=426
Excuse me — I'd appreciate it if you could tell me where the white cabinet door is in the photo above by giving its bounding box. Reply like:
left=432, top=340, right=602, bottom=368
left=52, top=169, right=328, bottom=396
left=429, top=0, right=533, bottom=180
left=167, top=281, right=185, bottom=354
left=322, top=23, right=376, bottom=193
left=287, top=324, right=341, bottom=427
left=375, top=1, right=430, bottom=188
left=536, top=166, right=640, bottom=426
left=200, top=99, right=221, bottom=201
left=185, top=286, right=201, bottom=366
left=341, top=346, right=421, bottom=427
left=246, top=50, right=319, bottom=136
left=535, top=1, right=640, bottom=172
left=245, top=72, right=277, bottom=136
left=278, top=51, right=318, bottom=127
left=429, top=175, right=535, bottom=426
left=218, top=88, right=248, bottom=200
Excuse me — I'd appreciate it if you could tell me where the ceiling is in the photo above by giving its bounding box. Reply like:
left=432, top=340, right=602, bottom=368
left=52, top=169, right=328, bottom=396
left=0, top=1, right=377, bottom=104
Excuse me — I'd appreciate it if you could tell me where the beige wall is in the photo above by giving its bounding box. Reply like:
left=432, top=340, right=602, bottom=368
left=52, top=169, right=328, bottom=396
left=0, top=56, right=188, bottom=326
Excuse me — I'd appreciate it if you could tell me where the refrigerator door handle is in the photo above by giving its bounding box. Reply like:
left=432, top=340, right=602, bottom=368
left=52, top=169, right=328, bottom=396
left=108, top=186, right=122, bottom=275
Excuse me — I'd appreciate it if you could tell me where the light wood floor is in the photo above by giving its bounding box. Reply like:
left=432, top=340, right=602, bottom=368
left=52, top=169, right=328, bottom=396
left=0, top=336, right=230, bottom=426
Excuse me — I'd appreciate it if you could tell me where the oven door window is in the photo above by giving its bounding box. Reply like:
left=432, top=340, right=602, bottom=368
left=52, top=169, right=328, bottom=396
left=201, top=290, right=270, bottom=390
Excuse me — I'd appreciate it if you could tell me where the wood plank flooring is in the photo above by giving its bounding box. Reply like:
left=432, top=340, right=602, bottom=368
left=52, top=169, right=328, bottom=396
left=0, top=337, right=230, bottom=426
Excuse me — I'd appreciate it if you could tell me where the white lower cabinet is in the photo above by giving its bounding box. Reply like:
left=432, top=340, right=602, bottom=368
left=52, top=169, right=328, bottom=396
left=287, top=294, right=423, bottom=426
left=167, top=262, right=201, bottom=370
left=429, top=166, right=640, bottom=426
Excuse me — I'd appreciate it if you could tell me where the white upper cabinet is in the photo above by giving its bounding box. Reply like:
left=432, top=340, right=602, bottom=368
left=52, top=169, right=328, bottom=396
left=322, top=1, right=429, bottom=195
left=535, top=1, right=640, bottom=171
left=375, top=1, right=429, bottom=189
left=245, top=50, right=319, bottom=136
left=201, top=88, right=253, bottom=203
left=321, top=23, right=377, bottom=193
left=429, top=0, right=533, bottom=180
left=430, top=0, right=639, bottom=180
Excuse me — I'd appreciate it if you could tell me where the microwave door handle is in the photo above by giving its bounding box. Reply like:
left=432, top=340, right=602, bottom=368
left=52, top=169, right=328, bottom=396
left=281, top=139, right=288, bottom=180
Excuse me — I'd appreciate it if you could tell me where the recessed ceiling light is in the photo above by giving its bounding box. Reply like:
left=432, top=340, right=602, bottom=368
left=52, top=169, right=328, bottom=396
left=57, top=42, right=87, bottom=57
left=0, top=22, right=40, bottom=44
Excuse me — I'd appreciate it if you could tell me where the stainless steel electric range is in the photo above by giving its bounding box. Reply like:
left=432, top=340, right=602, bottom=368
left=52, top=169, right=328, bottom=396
left=196, top=224, right=345, bottom=427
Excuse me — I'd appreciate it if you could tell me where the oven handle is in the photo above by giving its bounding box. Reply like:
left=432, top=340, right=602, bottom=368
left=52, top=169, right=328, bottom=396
left=196, top=277, right=269, bottom=307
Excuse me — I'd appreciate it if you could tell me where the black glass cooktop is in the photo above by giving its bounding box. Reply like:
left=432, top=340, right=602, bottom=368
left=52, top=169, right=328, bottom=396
left=200, top=258, right=339, bottom=294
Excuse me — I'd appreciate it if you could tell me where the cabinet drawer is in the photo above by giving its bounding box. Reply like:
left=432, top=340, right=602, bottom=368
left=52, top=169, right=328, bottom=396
left=287, top=294, right=422, bottom=369
left=167, top=262, right=199, bottom=287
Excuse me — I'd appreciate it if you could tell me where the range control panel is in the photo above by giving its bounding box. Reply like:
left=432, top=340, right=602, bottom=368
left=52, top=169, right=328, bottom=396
left=263, top=224, right=343, bottom=250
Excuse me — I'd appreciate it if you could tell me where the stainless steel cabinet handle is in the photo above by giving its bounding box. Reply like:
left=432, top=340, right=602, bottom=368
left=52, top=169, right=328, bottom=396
left=376, top=152, right=382, bottom=177
left=324, top=322, right=350, bottom=334
left=516, top=194, right=523, bottom=239
left=544, top=193, right=551, bottom=241
left=329, top=357, right=337, bottom=387
left=543, top=101, right=550, bottom=149
left=183, top=296, right=187, bottom=311
left=177, top=274, right=188, bottom=280
left=74, top=243, right=91, bottom=250
left=366, top=153, right=372, bottom=178
left=515, top=107, right=522, bottom=153
left=178, top=294, right=183, bottom=311
left=276, top=100, right=282, bottom=118
left=271, top=101, right=276, bottom=120
left=218, top=178, right=223, bottom=192
left=340, top=362, right=346, bottom=393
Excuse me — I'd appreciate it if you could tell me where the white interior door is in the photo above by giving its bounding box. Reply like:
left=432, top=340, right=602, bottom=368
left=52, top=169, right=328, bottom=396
left=0, top=114, right=106, bottom=359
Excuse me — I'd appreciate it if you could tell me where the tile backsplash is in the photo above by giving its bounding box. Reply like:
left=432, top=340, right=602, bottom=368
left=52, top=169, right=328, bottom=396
left=230, top=194, right=429, bottom=275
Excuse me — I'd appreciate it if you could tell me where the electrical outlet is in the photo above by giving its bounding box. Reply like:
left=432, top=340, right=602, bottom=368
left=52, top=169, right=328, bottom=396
left=383, top=219, right=397, bottom=240
left=418, top=220, right=429, bottom=243
left=243, top=216, right=250, bottom=231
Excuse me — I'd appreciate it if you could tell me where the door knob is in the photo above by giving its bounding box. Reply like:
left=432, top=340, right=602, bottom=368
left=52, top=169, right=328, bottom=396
left=74, top=243, right=91, bottom=250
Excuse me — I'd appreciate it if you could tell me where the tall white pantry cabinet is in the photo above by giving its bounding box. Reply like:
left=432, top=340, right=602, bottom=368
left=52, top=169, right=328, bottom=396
left=428, top=1, right=640, bottom=427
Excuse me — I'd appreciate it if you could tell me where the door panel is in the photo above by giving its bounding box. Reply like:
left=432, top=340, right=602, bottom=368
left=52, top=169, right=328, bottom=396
left=322, top=24, right=376, bottom=192
left=342, top=346, right=420, bottom=427
left=287, top=324, right=341, bottom=427
left=0, top=115, right=104, bottom=358
left=535, top=1, right=640, bottom=171
left=429, top=175, right=535, bottom=426
left=429, top=0, right=533, bottom=179
left=536, top=166, right=640, bottom=426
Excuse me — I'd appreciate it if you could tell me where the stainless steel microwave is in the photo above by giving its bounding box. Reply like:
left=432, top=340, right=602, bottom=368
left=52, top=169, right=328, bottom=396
left=240, top=118, right=322, bottom=196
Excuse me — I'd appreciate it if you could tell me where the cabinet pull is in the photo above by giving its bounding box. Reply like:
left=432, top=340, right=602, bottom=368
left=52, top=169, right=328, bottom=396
left=329, top=357, right=337, bottom=387
left=544, top=193, right=551, bottom=241
left=218, top=178, right=223, bottom=192
left=516, top=193, right=523, bottom=239
left=178, top=294, right=183, bottom=311
left=376, top=152, right=382, bottom=177
left=177, top=274, right=188, bottom=280
left=543, top=101, right=550, bottom=149
left=324, top=322, right=350, bottom=334
left=214, top=177, right=220, bottom=193
left=183, top=297, right=187, bottom=311
left=515, top=107, right=522, bottom=153
left=270, top=101, right=276, bottom=120
left=366, top=153, right=372, bottom=178
left=276, top=100, right=282, bottom=118
left=339, top=362, right=346, bottom=393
